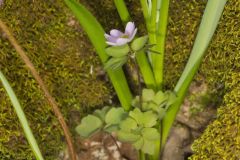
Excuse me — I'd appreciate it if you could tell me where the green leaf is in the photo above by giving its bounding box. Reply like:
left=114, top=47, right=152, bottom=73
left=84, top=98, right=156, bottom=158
left=105, top=107, right=127, bottom=125
left=141, top=139, right=156, bottom=155
left=146, top=102, right=158, bottom=111
left=75, top=115, right=103, bottom=138
left=157, top=107, right=166, bottom=120
left=142, top=102, right=151, bottom=111
left=64, top=0, right=132, bottom=111
left=129, top=108, right=143, bottom=124
left=142, top=88, right=155, bottom=102
left=114, top=0, right=157, bottom=90
left=0, top=71, right=44, bottom=160
left=131, top=96, right=140, bottom=108
left=117, top=130, right=141, bottom=142
left=142, top=128, right=160, bottom=141
left=162, top=0, right=227, bottom=147
left=165, top=91, right=177, bottom=106
left=104, top=124, right=119, bottom=133
left=119, top=117, right=137, bottom=132
left=93, top=106, right=110, bottom=121
left=104, top=56, right=128, bottom=70
left=141, top=111, right=158, bottom=127
left=106, top=45, right=130, bottom=57
left=131, top=36, right=149, bottom=51
left=153, top=90, right=166, bottom=105
left=133, top=137, right=144, bottom=150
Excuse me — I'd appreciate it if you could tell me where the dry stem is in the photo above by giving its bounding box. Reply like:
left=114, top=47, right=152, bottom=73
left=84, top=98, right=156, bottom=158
left=0, top=19, right=77, bottom=160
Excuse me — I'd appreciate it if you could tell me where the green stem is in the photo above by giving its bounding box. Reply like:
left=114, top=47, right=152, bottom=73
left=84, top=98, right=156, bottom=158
left=64, top=0, right=133, bottom=111
left=161, top=0, right=227, bottom=147
left=0, top=71, right=44, bottom=160
left=140, top=0, right=150, bottom=22
left=152, top=0, right=170, bottom=90
left=113, top=0, right=131, bottom=24
left=139, top=151, right=146, bottom=160
left=114, top=0, right=156, bottom=89
left=136, top=51, right=156, bottom=90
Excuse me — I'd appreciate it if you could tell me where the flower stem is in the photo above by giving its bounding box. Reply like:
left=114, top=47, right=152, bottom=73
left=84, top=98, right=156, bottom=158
left=114, top=0, right=156, bottom=90
left=109, top=134, right=123, bottom=159
left=132, top=55, right=143, bottom=109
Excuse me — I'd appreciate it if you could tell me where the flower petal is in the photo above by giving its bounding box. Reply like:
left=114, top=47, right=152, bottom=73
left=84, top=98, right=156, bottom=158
left=129, top=28, right=138, bottom=41
left=116, top=38, right=129, bottom=46
left=106, top=41, right=118, bottom=46
left=110, top=29, right=123, bottom=38
left=107, top=36, right=118, bottom=43
left=125, top=22, right=135, bottom=35
left=104, top=33, right=110, bottom=39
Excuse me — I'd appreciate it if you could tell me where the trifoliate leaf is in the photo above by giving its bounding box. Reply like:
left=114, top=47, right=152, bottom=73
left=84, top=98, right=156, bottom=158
left=105, top=44, right=130, bottom=57
left=148, top=102, right=158, bottom=111
left=141, top=111, right=158, bottom=127
left=131, top=36, right=148, bottom=51
left=104, top=56, right=128, bottom=70
left=104, top=124, right=119, bottom=133
left=93, top=106, right=110, bottom=121
left=142, top=128, right=160, bottom=141
left=141, top=139, right=156, bottom=155
left=165, top=91, right=177, bottom=106
left=142, top=89, right=155, bottom=102
left=153, top=91, right=167, bottom=105
left=117, top=130, right=141, bottom=142
left=131, top=96, right=140, bottom=108
left=157, top=107, right=166, bottom=120
left=133, top=137, right=144, bottom=150
left=105, top=107, right=127, bottom=125
left=75, top=115, right=103, bottom=138
left=129, top=108, right=143, bottom=124
left=119, top=117, right=137, bottom=132
left=142, top=102, right=150, bottom=111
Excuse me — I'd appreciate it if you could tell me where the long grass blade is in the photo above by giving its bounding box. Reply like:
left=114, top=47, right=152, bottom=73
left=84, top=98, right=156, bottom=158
left=113, top=0, right=130, bottom=24
left=162, top=0, right=227, bottom=146
left=0, top=71, right=44, bottom=160
left=64, top=0, right=132, bottom=110
left=113, top=0, right=156, bottom=89
left=152, top=0, right=170, bottom=89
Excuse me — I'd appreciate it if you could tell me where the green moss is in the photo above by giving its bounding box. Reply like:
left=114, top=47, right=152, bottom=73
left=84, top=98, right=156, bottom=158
left=164, top=0, right=240, bottom=159
left=0, top=0, right=112, bottom=159
left=190, top=85, right=240, bottom=160
left=0, top=0, right=239, bottom=159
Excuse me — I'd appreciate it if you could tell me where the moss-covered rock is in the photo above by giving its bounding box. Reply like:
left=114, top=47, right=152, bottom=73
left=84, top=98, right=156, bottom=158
left=164, top=0, right=239, bottom=159
left=0, top=0, right=239, bottom=159
left=0, top=0, right=114, bottom=159
left=190, top=84, right=240, bottom=160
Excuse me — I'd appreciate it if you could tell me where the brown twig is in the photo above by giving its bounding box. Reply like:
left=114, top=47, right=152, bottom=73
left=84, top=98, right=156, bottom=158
left=0, top=19, right=77, bottom=160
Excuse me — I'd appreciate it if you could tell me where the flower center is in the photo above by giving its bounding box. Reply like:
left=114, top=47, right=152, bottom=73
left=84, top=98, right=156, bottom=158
left=120, top=34, right=129, bottom=39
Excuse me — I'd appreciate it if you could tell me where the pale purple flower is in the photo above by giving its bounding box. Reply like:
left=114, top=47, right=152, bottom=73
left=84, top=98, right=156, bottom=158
left=105, top=22, right=137, bottom=46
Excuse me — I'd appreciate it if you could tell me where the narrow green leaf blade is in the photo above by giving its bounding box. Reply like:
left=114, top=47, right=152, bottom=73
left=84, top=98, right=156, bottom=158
left=162, top=0, right=227, bottom=147
left=64, top=0, right=132, bottom=110
left=0, top=71, right=44, bottom=160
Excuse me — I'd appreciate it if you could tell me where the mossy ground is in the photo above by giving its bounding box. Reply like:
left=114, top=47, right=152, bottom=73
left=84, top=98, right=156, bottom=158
left=0, top=0, right=114, bottom=159
left=164, top=0, right=239, bottom=159
left=0, top=0, right=239, bottom=159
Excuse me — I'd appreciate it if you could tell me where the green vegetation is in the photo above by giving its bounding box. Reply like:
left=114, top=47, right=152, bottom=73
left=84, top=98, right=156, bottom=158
left=0, top=0, right=113, bottom=159
left=164, top=0, right=239, bottom=159
left=0, top=0, right=239, bottom=159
